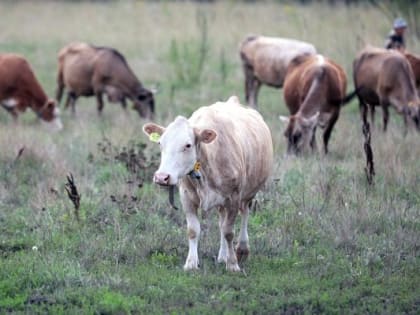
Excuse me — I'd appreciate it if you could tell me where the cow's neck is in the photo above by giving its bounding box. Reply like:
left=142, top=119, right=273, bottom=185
left=181, top=144, right=223, bottom=211
left=28, top=83, right=48, bottom=111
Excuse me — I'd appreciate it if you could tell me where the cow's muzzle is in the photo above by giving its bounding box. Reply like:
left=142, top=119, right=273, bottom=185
left=154, top=172, right=170, bottom=186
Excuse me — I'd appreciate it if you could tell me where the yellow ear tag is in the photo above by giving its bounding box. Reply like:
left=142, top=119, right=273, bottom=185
left=408, top=101, right=416, bottom=108
left=149, top=132, right=161, bottom=143
left=194, top=162, right=201, bottom=171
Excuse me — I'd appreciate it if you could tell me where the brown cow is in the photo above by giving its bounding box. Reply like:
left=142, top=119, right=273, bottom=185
left=405, top=52, right=420, bottom=95
left=0, top=54, right=62, bottom=130
left=56, top=42, right=154, bottom=118
left=279, top=54, right=353, bottom=155
left=240, top=35, right=316, bottom=108
left=353, top=47, right=420, bottom=132
left=143, top=96, right=273, bottom=272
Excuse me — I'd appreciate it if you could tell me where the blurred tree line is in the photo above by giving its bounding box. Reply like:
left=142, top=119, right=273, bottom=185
left=53, top=0, right=419, bottom=37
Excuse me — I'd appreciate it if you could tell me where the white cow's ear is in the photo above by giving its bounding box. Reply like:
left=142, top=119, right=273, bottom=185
left=279, top=115, right=290, bottom=123
left=143, top=123, right=165, bottom=138
left=196, top=128, right=217, bottom=144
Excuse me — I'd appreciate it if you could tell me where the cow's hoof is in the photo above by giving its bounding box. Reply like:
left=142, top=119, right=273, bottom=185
left=183, top=259, right=199, bottom=271
left=217, top=252, right=227, bottom=264
left=236, top=246, right=250, bottom=263
left=226, top=263, right=241, bottom=272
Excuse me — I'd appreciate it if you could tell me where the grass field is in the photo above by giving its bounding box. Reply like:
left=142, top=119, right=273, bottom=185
left=0, top=1, right=419, bottom=314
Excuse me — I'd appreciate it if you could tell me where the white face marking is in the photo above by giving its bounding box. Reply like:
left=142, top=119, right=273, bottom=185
left=42, top=117, right=63, bottom=131
left=2, top=98, right=18, bottom=108
left=316, top=54, right=325, bottom=66
left=157, top=116, right=197, bottom=185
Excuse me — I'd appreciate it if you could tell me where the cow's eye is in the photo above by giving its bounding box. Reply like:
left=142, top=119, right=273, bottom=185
left=185, top=143, right=191, bottom=149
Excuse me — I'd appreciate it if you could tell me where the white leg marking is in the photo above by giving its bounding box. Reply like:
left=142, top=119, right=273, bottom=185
left=238, top=206, right=249, bottom=250
left=2, top=98, right=18, bottom=108
left=184, top=212, right=200, bottom=270
left=217, top=209, right=228, bottom=263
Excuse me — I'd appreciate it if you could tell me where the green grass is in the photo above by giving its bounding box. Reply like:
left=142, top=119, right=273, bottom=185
left=0, top=1, right=419, bottom=314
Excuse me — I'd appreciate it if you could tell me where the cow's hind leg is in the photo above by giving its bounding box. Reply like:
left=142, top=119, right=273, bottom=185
left=96, top=92, right=105, bottom=114
left=322, top=110, right=339, bottom=154
left=222, top=203, right=240, bottom=272
left=369, top=104, right=375, bottom=127
left=217, top=207, right=228, bottom=264
left=236, top=201, right=250, bottom=264
left=64, top=92, right=78, bottom=115
left=249, top=79, right=261, bottom=109
left=381, top=102, right=390, bottom=132
left=121, top=97, right=127, bottom=110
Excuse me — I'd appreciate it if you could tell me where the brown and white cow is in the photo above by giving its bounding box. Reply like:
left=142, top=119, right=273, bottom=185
left=353, top=47, right=420, bottom=132
left=405, top=52, right=420, bottom=95
left=56, top=42, right=154, bottom=118
left=279, top=54, right=354, bottom=155
left=143, top=96, right=273, bottom=272
left=240, top=35, right=316, bottom=108
left=0, top=54, right=62, bottom=130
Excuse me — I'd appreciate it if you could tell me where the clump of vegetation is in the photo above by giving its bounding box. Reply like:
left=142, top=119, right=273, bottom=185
left=168, top=10, right=209, bottom=88
left=90, top=137, right=159, bottom=188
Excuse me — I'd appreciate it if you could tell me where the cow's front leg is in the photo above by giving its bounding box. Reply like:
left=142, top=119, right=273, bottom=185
left=180, top=190, right=200, bottom=270
left=184, top=210, right=200, bottom=270
left=223, top=207, right=240, bottom=272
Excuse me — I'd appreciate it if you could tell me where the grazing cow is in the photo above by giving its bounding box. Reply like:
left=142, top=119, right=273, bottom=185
left=0, top=54, right=62, bottom=130
left=240, top=35, right=316, bottom=108
left=405, top=52, right=420, bottom=95
left=56, top=42, right=154, bottom=118
left=279, top=54, right=354, bottom=155
left=353, top=47, right=420, bottom=131
left=143, top=96, right=273, bottom=272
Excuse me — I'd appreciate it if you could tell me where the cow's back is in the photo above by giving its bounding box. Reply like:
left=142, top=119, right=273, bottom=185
left=59, top=43, right=97, bottom=96
left=354, top=48, right=415, bottom=104
left=405, top=52, right=420, bottom=91
left=240, top=36, right=316, bottom=87
left=189, top=97, right=273, bottom=200
left=93, top=48, right=140, bottom=90
left=0, top=54, right=44, bottom=101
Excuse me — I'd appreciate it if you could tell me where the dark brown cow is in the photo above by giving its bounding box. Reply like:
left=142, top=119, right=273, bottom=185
left=0, top=54, right=62, bottom=130
left=405, top=52, right=420, bottom=95
left=353, top=47, right=420, bottom=132
left=279, top=54, right=354, bottom=155
left=56, top=42, right=154, bottom=118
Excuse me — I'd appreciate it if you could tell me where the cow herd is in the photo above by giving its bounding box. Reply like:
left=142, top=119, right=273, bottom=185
left=1, top=35, right=419, bottom=272
left=0, top=42, right=156, bottom=131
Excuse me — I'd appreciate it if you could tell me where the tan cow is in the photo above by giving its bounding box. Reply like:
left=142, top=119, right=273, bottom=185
left=405, top=52, right=420, bottom=95
left=240, top=35, right=316, bottom=108
left=279, top=55, right=354, bottom=155
left=353, top=47, right=420, bottom=131
left=143, top=96, right=273, bottom=272
left=56, top=42, right=154, bottom=118
left=0, top=54, right=62, bottom=130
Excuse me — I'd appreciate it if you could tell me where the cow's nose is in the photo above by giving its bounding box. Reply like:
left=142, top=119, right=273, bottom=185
left=154, top=172, right=170, bottom=186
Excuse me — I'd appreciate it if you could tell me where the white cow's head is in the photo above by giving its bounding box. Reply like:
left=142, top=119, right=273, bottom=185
left=143, top=116, right=217, bottom=186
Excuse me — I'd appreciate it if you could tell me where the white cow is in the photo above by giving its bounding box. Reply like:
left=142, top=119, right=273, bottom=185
left=143, top=96, right=273, bottom=272
left=240, top=35, right=317, bottom=108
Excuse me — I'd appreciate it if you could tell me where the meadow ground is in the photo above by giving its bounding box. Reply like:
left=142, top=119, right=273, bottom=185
left=0, top=1, right=419, bottom=314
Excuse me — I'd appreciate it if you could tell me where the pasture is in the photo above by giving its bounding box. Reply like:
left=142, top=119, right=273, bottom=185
left=0, top=1, right=419, bottom=314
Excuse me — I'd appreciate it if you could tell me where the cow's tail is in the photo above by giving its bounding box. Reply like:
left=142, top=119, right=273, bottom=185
left=340, top=88, right=360, bottom=106
left=301, top=67, right=325, bottom=109
left=55, top=59, right=65, bottom=105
